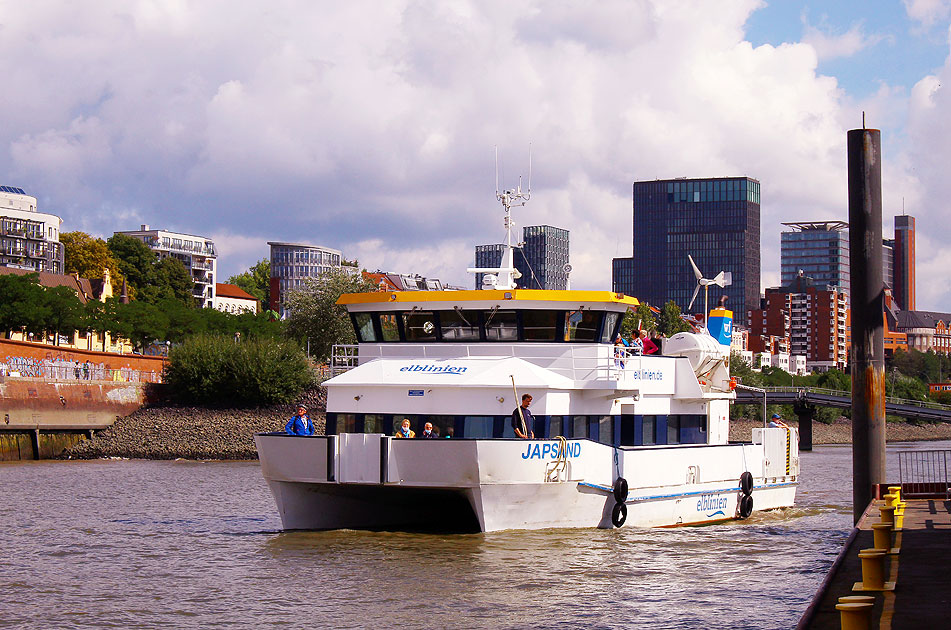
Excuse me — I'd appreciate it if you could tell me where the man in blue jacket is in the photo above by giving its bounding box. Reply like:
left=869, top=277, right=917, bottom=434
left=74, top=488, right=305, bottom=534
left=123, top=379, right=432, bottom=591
left=285, top=404, right=314, bottom=436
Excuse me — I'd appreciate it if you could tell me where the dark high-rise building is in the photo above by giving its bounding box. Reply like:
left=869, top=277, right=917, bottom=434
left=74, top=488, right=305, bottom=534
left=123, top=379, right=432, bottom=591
left=474, top=225, right=569, bottom=290
left=625, top=177, right=760, bottom=316
left=780, top=221, right=850, bottom=291
left=894, top=215, right=916, bottom=310
left=612, top=257, right=635, bottom=295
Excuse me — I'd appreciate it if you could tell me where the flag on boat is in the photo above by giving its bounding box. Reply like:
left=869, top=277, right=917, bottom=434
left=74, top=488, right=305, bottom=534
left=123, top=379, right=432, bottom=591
left=648, top=305, right=661, bottom=314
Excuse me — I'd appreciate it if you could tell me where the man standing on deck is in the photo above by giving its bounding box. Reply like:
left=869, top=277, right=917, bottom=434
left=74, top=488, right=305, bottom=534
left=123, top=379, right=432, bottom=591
left=512, top=394, right=535, bottom=439
left=285, top=405, right=314, bottom=436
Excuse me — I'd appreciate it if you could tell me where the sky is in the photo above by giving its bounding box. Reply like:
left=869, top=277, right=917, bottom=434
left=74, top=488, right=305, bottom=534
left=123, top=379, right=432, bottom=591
left=2, top=1, right=950, bottom=308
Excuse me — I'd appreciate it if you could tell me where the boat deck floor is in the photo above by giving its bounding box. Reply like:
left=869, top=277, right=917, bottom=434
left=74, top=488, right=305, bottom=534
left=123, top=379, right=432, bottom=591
left=799, top=496, right=951, bottom=629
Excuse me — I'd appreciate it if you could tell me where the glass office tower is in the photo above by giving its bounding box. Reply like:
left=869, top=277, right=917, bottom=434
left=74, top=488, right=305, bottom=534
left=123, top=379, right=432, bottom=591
left=627, top=177, right=760, bottom=316
left=780, top=221, right=850, bottom=292
left=474, top=225, right=569, bottom=290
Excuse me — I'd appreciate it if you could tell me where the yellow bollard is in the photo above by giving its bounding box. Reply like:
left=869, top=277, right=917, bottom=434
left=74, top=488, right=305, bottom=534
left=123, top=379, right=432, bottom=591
left=838, top=595, right=876, bottom=605
left=887, top=486, right=901, bottom=503
left=883, top=493, right=898, bottom=508
left=871, top=523, right=897, bottom=554
left=879, top=505, right=895, bottom=526
left=836, top=602, right=873, bottom=630
left=853, top=549, right=895, bottom=592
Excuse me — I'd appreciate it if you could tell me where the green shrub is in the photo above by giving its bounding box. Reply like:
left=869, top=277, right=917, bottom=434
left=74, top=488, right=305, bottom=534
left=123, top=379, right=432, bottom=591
left=165, top=335, right=312, bottom=406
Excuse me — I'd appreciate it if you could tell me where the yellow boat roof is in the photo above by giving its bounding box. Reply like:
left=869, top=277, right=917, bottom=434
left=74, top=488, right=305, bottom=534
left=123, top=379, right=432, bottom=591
left=337, top=289, right=640, bottom=308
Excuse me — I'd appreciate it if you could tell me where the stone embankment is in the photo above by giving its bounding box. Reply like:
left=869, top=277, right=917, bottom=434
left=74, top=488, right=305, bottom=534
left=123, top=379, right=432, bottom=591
left=63, top=387, right=327, bottom=460
left=729, top=417, right=951, bottom=444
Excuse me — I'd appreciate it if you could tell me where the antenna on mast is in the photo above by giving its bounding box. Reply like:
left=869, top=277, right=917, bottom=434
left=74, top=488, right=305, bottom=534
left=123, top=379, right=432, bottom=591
left=468, top=146, right=534, bottom=290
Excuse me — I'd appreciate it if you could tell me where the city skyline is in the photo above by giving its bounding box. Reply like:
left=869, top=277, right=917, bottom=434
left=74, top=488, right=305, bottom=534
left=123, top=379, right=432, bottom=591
left=2, top=2, right=950, bottom=308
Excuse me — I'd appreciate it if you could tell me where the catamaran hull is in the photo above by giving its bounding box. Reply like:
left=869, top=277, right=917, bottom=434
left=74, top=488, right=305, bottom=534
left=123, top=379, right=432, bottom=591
left=255, top=432, right=799, bottom=532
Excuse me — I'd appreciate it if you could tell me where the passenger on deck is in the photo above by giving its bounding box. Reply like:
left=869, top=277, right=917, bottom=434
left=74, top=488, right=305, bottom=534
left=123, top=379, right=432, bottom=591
left=614, top=335, right=628, bottom=368
left=630, top=331, right=644, bottom=355
left=512, top=394, right=535, bottom=439
left=641, top=330, right=659, bottom=355
left=768, top=413, right=788, bottom=429
left=284, top=405, right=314, bottom=436
left=395, top=418, right=415, bottom=438
left=421, top=422, right=438, bottom=438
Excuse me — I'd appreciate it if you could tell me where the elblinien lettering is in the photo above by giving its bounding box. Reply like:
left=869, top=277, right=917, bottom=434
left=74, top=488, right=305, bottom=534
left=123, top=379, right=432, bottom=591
left=399, top=364, right=468, bottom=374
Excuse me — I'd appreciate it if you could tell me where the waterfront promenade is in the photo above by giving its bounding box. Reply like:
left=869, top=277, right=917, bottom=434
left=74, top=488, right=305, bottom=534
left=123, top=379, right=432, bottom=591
left=800, top=492, right=951, bottom=629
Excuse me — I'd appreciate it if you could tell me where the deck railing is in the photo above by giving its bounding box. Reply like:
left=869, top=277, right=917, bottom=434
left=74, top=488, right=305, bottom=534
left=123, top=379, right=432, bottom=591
left=329, top=344, right=675, bottom=383
left=898, top=450, right=951, bottom=499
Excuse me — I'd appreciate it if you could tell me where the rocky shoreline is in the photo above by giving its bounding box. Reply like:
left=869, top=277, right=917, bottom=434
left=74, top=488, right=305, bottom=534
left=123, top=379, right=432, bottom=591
left=63, top=391, right=951, bottom=460
left=729, top=417, right=951, bottom=445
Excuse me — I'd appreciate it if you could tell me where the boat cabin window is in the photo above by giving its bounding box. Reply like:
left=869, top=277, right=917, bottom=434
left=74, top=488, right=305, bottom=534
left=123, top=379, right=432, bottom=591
left=601, top=312, right=621, bottom=343
left=566, top=310, right=602, bottom=341
left=441, top=309, right=481, bottom=341
left=379, top=313, right=400, bottom=341
left=484, top=310, right=518, bottom=340
left=364, top=414, right=384, bottom=434
left=572, top=415, right=588, bottom=439
left=667, top=415, right=681, bottom=444
left=403, top=311, right=438, bottom=341
left=549, top=415, right=565, bottom=437
left=337, top=413, right=357, bottom=433
left=350, top=308, right=623, bottom=343
left=464, top=416, right=494, bottom=438
left=642, top=415, right=656, bottom=445
left=522, top=310, right=561, bottom=341
left=352, top=313, right=378, bottom=342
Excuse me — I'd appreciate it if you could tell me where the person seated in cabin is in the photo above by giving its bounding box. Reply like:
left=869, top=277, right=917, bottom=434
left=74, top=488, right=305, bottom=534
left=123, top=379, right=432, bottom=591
left=421, top=422, right=439, bottom=438
left=511, top=394, right=535, bottom=439
left=284, top=404, right=314, bottom=436
left=443, top=426, right=454, bottom=439
left=641, top=330, right=659, bottom=355
left=768, top=413, right=788, bottom=429
left=395, top=418, right=415, bottom=438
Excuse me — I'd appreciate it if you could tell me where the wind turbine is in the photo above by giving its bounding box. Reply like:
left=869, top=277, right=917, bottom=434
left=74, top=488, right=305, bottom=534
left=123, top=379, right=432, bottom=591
left=687, top=255, right=732, bottom=327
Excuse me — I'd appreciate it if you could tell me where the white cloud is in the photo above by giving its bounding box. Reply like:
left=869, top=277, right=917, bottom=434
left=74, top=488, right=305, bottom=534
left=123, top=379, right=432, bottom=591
left=801, top=18, right=888, bottom=61
left=903, top=0, right=951, bottom=26
left=0, top=0, right=945, bottom=310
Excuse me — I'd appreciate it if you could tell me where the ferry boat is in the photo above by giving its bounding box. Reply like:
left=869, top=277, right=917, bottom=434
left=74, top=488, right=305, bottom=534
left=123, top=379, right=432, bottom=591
left=254, top=181, right=799, bottom=532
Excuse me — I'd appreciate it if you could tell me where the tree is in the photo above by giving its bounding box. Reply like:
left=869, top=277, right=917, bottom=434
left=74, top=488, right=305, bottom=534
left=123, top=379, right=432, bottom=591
left=113, top=300, right=170, bottom=351
left=657, top=300, right=691, bottom=336
left=61, top=231, right=125, bottom=287
left=284, top=268, right=377, bottom=361
left=107, top=233, right=195, bottom=307
left=227, top=259, right=270, bottom=308
left=43, top=286, right=86, bottom=345
left=0, top=273, right=48, bottom=337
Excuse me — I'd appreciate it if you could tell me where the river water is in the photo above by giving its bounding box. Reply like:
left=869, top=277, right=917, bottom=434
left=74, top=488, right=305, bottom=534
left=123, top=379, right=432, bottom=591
left=1, top=440, right=946, bottom=630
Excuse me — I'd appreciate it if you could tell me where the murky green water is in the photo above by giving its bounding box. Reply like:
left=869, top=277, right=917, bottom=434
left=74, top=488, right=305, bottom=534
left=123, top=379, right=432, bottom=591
left=1, top=441, right=945, bottom=629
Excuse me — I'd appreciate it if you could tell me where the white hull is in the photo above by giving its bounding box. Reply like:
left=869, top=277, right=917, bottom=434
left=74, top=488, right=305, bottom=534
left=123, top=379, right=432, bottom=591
left=255, top=430, right=799, bottom=532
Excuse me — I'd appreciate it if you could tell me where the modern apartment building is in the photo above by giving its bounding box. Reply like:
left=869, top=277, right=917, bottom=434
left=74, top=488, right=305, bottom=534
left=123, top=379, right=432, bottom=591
left=893, top=215, right=916, bottom=311
left=474, top=225, right=569, bottom=290
left=268, top=241, right=346, bottom=313
left=0, top=185, right=64, bottom=274
left=748, top=272, right=849, bottom=371
left=115, top=225, right=217, bottom=308
left=622, top=177, right=760, bottom=317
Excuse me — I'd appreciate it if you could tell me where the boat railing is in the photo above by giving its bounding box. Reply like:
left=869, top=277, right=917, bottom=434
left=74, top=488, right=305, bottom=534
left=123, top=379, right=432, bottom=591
left=329, top=344, right=664, bottom=382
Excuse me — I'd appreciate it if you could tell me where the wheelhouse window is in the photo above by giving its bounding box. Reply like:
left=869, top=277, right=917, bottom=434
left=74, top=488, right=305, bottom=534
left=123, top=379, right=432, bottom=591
left=379, top=313, right=400, bottom=341
left=440, top=309, right=481, bottom=341
left=484, top=309, right=517, bottom=341
left=566, top=310, right=602, bottom=341
left=364, top=414, right=384, bottom=434
left=403, top=311, right=438, bottom=341
left=522, top=310, right=561, bottom=341
left=601, top=312, right=620, bottom=343
left=353, top=313, right=377, bottom=342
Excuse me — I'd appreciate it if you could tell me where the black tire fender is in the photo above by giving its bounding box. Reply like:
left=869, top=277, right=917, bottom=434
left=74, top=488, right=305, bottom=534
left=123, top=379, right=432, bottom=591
left=739, top=493, right=753, bottom=519
left=611, top=501, right=628, bottom=528
left=739, top=471, right=753, bottom=496
left=613, top=477, right=629, bottom=503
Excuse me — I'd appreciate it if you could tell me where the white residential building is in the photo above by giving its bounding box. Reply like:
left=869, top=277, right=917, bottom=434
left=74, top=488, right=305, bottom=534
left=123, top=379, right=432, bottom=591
left=269, top=241, right=354, bottom=314
left=214, top=283, right=259, bottom=315
left=116, top=225, right=217, bottom=308
left=0, top=185, right=64, bottom=274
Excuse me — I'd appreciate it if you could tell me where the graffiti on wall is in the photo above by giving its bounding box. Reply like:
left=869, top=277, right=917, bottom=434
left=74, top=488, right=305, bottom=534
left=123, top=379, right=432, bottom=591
left=1, top=355, right=162, bottom=383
